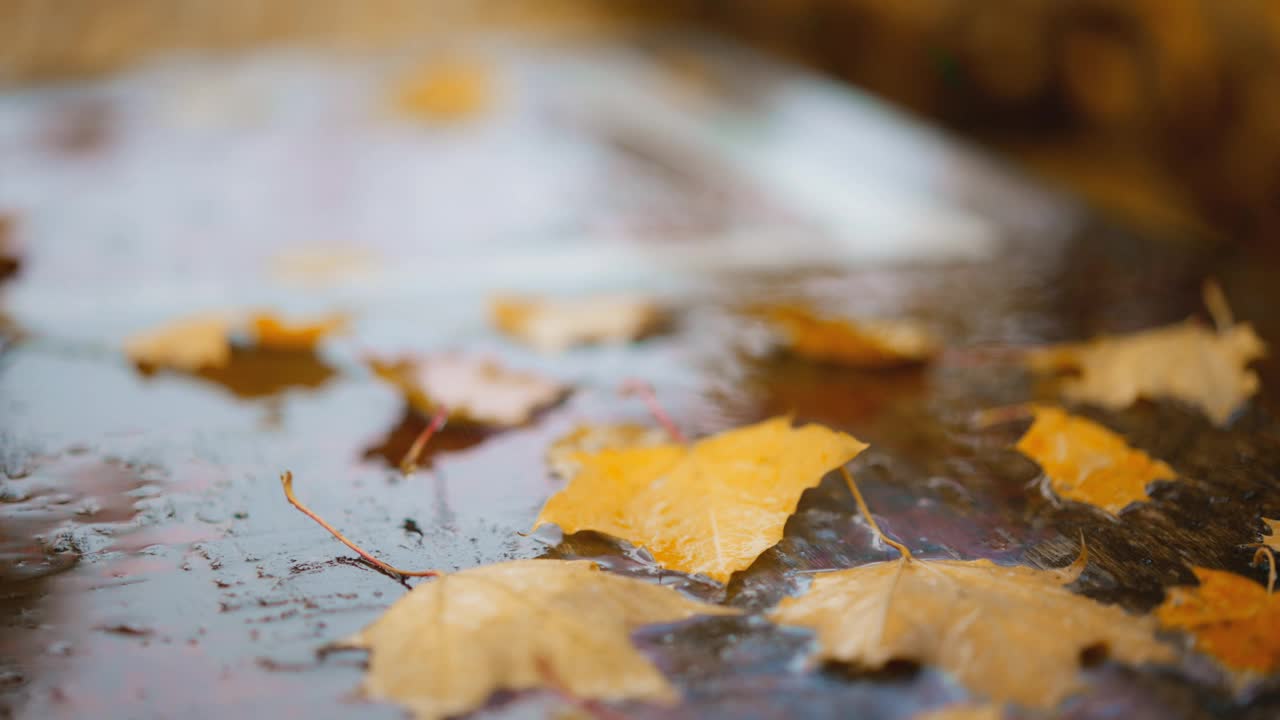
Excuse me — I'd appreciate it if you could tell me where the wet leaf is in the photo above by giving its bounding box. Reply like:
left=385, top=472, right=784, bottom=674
left=344, top=559, right=735, bottom=720
left=546, top=424, right=670, bottom=481
left=1015, top=405, right=1176, bottom=514
left=1028, top=319, right=1266, bottom=426
left=490, top=295, right=666, bottom=353
left=370, top=354, right=568, bottom=427
left=124, top=313, right=234, bottom=371
left=758, top=304, right=938, bottom=368
left=249, top=311, right=348, bottom=350
left=394, top=58, right=491, bottom=123
left=1155, top=566, right=1280, bottom=675
left=535, top=417, right=867, bottom=582
left=912, top=704, right=1003, bottom=720
left=770, top=555, right=1174, bottom=708
left=1261, top=518, right=1280, bottom=553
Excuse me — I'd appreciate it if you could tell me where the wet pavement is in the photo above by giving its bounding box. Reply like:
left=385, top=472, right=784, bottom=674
left=2, top=35, right=1280, bottom=720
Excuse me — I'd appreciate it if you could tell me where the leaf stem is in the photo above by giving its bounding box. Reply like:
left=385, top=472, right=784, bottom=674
left=279, top=471, right=439, bottom=579
left=620, top=379, right=685, bottom=443
left=1253, top=546, right=1276, bottom=596
left=400, top=405, right=450, bottom=474
left=840, top=466, right=912, bottom=561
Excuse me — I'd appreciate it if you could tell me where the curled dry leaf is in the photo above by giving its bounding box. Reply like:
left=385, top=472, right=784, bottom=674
left=1015, top=405, right=1176, bottom=514
left=1156, top=566, right=1280, bottom=675
left=912, top=704, right=1003, bottom=720
left=394, top=58, right=491, bottom=123
left=546, top=424, right=670, bottom=481
left=758, top=304, right=938, bottom=368
left=343, top=559, right=736, bottom=720
left=535, top=417, right=867, bottom=582
left=770, top=554, right=1174, bottom=708
left=1027, top=320, right=1266, bottom=426
left=490, top=295, right=666, bottom=354
left=124, top=313, right=235, bottom=371
left=370, top=354, right=568, bottom=427
left=249, top=311, right=348, bottom=350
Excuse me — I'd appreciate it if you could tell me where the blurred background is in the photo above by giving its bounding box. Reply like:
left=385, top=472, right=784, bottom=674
left=2, top=0, right=1278, bottom=242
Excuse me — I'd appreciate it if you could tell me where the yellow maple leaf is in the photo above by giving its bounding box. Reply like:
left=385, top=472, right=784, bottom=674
left=1027, top=317, right=1266, bottom=426
left=394, top=58, right=491, bottom=123
left=1156, top=566, right=1280, bottom=675
left=1015, top=405, right=1176, bottom=514
left=370, top=354, right=568, bottom=427
left=124, top=313, right=234, bottom=371
left=534, top=417, right=867, bottom=583
left=770, top=552, right=1174, bottom=709
left=759, top=304, right=938, bottom=368
left=546, top=423, right=670, bottom=481
left=343, top=559, right=735, bottom=720
left=249, top=311, right=348, bottom=350
left=490, top=294, right=666, bottom=354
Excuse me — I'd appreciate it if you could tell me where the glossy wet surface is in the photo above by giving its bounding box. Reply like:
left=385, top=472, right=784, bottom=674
left=3, top=36, right=1280, bottom=720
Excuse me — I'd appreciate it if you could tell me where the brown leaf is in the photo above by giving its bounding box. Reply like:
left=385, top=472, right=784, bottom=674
left=1027, top=320, right=1266, bottom=426
left=1156, top=566, right=1280, bottom=675
left=758, top=304, right=938, bottom=368
left=249, top=311, right=348, bottom=350
left=369, top=354, right=568, bottom=427
left=490, top=295, right=666, bottom=353
left=1015, top=405, right=1176, bottom=514
left=770, top=555, right=1174, bottom=708
left=344, top=559, right=735, bottom=720
left=535, top=417, right=867, bottom=582
left=124, top=313, right=235, bottom=371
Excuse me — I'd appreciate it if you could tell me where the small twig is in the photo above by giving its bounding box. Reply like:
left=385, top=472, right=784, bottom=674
left=279, top=471, right=439, bottom=580
left=1251, top=546, right=1277, bottom=596
left=840, top=467, right=912, bottom=561
left=1202, top=278, right=1234, bottom=332
left=400, top=405, right=450, bottom=474
left=970, top=403, right=1033, bottom=429
left=620, top=379, right=685, bottom=443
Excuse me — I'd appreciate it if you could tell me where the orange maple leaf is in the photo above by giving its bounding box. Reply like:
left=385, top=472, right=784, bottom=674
left=758, top=304, right=938, bottom=368
left=1156, top=566, right=1280, bottom=675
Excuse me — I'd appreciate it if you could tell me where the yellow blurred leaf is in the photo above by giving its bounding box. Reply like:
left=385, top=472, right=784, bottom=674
left=124, top=313, right=234, bottom=371
left=546, top=423, right=670, bottom=481
left=394, top=58, right=491, bottom=123
left=250, top=311, right=348, bottom=350
left=912, top=704, right=1003, bottom=720
left=1027, top=320, right=1266, bottom=426
left=771, top=555, right=1174, bottom=708
left=1015, top=405, right=1176, bottom=514
left=535, top=417, right=867, bottom=582
left=1156, top=566, right=1280, bottom=675
left=1261, top=518, right=1280, bottom=553
left=759, top=304, right=938, bottom=368
left=370, top=354, right=568, bottom=427
left=345, top=559, right=735, bottom=720
left=491, top=294, right=666, bottom=353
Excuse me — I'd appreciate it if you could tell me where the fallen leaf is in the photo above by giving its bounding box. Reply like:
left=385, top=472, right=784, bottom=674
left=1261, top=519, right=1280, bottom=553
left=1015, top=405, right=1176, bottom=514
left=1027, top=320, right=1266, bottom=426
left=0, top=213, right=19, bottom=281
left=1155, top=566, right=1280, bottom=675
left=546, top=424, right=670, bottom=481
left=270, top=244, right=378, bottom=287
left=124, top=313, right=234, bottom=371
left=911, top=704, right=1003, bottom=720
left=249, top=311, right=348, bottom=350
left=490, top=295, right=666, bottom=353
left=343, top=559, right=735, bottom=720
left=535, top=417, right=867, bottom=582
left=770, top=554, right=1174, bottom=708
left=370, top=354, right=568, bottom=427
left=394, top=58, right=491, bottom=123
left=758, top=304, right=938, bottom=368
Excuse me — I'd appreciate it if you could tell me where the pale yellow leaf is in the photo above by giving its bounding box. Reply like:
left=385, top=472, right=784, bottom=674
left=124, top=313, right=234, bottom=371
left=345, top=559, right=735, bottom=720
left=912, top=703, right=1003, bottom=720
left=546, top=423, right=670, bottom=481
left=1027, top=320, right=1266, bottom=425
left=770, top=556, right=1174, bottom=708
left=370, top=354, right=568, bottom=427
left=759, top=304, right=938, bottom=368
left=394, top=58, right=491, bottom=123
left=491, top=294, right=665, bottom=353
left=535, top=417, right=867, bottom=582
left=1015, top=405, right=1176, bottom=514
